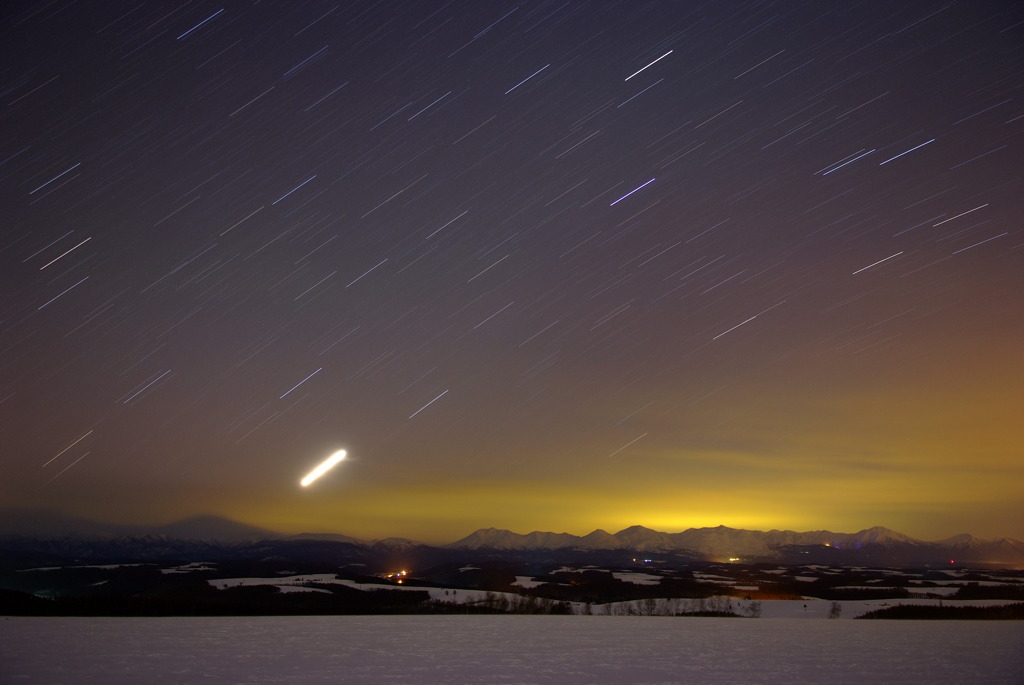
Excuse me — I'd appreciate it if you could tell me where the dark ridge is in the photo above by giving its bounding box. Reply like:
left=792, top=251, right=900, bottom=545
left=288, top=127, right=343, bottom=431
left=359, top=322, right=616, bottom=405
left=857, top=603, right=1024, bottom=620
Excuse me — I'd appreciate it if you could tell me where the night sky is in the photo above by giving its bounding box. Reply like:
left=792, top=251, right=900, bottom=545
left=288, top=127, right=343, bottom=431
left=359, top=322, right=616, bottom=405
left=3, top=1, right=1023, bottom=545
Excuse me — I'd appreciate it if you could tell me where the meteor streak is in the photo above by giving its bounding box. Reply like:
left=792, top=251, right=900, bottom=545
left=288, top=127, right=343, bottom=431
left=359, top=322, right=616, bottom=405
left=624, top=50, right=673, bottom=81
left=300, top=450, right=346, bottom=487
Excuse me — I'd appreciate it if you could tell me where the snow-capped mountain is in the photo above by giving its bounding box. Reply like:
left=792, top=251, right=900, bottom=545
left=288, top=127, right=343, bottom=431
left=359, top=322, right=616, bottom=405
left=935, top=533, right=1024, bottom=560
left=4, top=508, right=1023, bottom=565
left=445, top=524, right=1024, bottom=564
left=448, top=527, right=584, bottom=551
left=288, top=532, right=364, bottom=544
left=611, top=525, right=679, bottom=551
left=446, top=524, right=924, bottom=554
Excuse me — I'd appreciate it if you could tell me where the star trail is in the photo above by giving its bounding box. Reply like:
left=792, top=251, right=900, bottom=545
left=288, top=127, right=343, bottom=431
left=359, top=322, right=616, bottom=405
left=2, top=1, right=1022, bottom=544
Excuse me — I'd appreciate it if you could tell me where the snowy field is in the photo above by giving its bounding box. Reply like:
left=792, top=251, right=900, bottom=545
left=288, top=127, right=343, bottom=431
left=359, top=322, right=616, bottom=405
left=200, top=573, right=1016, bottom=618
left=3, top=615, right=1022, bottom=684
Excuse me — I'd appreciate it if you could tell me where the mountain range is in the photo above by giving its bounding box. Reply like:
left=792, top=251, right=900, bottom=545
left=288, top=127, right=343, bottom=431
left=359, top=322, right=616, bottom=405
left=3, top=509, right=1023, bottom=566
left=443, top=524, right=1024, bottom=564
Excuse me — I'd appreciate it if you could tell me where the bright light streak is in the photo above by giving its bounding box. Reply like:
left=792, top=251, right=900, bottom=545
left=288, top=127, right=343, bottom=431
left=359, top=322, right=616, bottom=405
left=300, top=450, right=346, bottom=487
left=851, top=251, right=903, bottom=275
left=821, top=148, right=875, bottom=175
left=177, top=9, right=224, bottom=40
left=409, top=389, right=448, bottom=418
left=932, top=203, right=988, bottom=227
left=271, top=174, right=317, bottom=205
left=878, top=138, right=935, bottom=166
left=609, top=178, right=656, bottom=206
left=505, top=64, right=549, bottom=94
left=39, top=237, right=91, bottom=270
left=279, top=367, right=323, bottom=399
left=29, top=162, right=81, bottom=194
left=624, top=50, right=673, bottom=81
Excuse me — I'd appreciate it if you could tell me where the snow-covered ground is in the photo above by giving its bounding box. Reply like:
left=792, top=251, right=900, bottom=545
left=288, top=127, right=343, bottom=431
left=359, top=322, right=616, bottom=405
left=512, top=575, right=546, bottom=589
left=2, top=615, right=1021, bottom=684
left=906, top=586, right=961, bottom=596
left=610, top=571, right=661, bottom=585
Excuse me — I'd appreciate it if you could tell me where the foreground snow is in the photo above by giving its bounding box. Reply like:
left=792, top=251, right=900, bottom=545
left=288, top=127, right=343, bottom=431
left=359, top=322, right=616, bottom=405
left=2, top=615, right=1021, bottom=683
